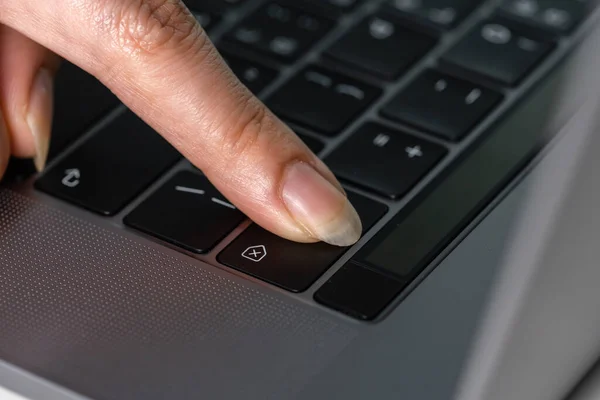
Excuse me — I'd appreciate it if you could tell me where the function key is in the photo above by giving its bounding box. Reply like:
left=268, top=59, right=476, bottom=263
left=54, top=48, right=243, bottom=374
left=36, top=112, right=181, bottom=216
left=267, top=67, right=381, bottom=135
left=224, top=2, right=334, bottom=63
left=325, top=123, right=447, bottom=198
left=325, top=13, right=436, bottom=80
left=381, top=70, right=502, bottom=141
left=442, top=20, right=553, bottom=86
left=220, top=52, right=278, bottom=94
left=124, top=171, right=245, bottom=254
left=297, top=134, right=326, bottom=155
left=385, top=0, right=482, bottom=31
left=499, top=0, right=590, bottom=37
left=315, top=262, right=405, bottom=320
left=218, top=192, right=388, bottom=292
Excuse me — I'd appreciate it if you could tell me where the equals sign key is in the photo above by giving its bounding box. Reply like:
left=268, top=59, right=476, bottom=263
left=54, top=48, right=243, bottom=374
left=125, top=171, right=246, bottom=254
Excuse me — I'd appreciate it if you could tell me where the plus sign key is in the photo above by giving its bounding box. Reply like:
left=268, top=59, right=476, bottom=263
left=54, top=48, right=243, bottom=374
left=325, top=123, right=447, bottom=198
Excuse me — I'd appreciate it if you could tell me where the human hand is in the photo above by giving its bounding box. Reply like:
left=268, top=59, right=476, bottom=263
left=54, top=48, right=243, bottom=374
left=0, top=0, right=361, bottom=246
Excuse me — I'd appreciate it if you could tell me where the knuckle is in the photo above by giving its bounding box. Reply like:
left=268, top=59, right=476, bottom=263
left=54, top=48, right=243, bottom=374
left=100, top=0, right=205, bottom=57
left=219, top=95, right=273, bottom=162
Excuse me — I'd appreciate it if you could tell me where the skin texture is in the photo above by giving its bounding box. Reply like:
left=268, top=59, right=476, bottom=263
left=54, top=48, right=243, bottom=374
left=0, top=0, right=362, bottom=246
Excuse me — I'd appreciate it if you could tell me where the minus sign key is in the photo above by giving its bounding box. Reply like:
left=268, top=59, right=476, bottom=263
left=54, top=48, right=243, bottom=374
left=124, top=171, right=246, bottom=254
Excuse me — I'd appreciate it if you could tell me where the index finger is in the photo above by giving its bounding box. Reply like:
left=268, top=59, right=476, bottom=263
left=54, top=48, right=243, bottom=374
left=0, top=0, right=361, bottom=246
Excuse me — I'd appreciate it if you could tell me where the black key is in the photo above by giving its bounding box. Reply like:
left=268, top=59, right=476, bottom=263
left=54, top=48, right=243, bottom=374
left=217, top=193, right=387, bottom=292
left=442, top=20, right=553, bottom=86
left=3, top=158, right=36, bottom=184
left=49, top=62, right=120, bottom=162
left=298, top=134, right=325, bottom=155
left=220, top=52, right=278, bottom=94
left=124, top=172, right=245, bottom=254
left=381, top=70, right=502, bottom=141
left=35, top=112, right=181, bottom=216
left=325, top=123, right=446, bottom=198
left=303, top=0, right=364, bottom=16
left=267, top=67, right=381, bottom=135
left=499, top=0, right=589, bottom=36
left=225, top=2, right=333, bottom=63
left=314, top=262, right=405, bottom=320
left=385, top=0, right=482, bottom=31
left=325, top=13, right=436, bottom=80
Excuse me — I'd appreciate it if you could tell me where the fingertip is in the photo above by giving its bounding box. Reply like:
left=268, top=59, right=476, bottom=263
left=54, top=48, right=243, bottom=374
left=281, top=161, right=362, bottom=247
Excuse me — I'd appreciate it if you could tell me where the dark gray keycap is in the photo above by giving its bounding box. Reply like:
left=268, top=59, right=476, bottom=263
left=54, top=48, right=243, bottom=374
left=225, top=2, right=334, bottom=63
left=326, top=13, right=436, bottom=80
left=267, top=67, right=381, bottom=135
left=442, top=19, right=553, bottom=86
left=36, top=112, right=181, bottom=216
left=500, top=0, right=590, bottom=36
left=325, top=123, right=446, bottom=198
left=385, top=0, right=482, bottom=31
left=315, top=262, right=405, bottom=320
left=125, top=171, right=245, bottom=254
left=382, top=70, right=502, bottom=141
left=218, top=192, right=387, bottom=292
left=49, top=62, right=120, bottom=162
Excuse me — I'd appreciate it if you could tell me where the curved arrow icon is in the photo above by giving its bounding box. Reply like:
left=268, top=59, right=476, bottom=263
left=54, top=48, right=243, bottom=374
left=62, top=168, right=81, bottom=188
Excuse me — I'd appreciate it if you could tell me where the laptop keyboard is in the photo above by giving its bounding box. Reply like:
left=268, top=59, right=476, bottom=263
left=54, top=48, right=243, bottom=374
left=25, top=0, right=596, bottom=320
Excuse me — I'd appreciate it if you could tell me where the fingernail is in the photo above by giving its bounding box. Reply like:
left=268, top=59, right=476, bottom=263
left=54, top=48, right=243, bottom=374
left=27, top=68, right=53, bottom=172
left=282, top=162, right=362, bottom=247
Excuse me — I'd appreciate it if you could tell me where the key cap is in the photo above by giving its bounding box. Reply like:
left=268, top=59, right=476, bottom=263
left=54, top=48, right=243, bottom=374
left=303, top=0, right=364, bottom=16
left=220, top=52, right=278, bottom=94
left=297, top=134, right=325, bottom=155
left=35, top=111, right=181, bottom=216
left=381, top=70, right=502, bottom=141
left=325, top=13, right=436, bottom=80
left=267, top=67, right=381, bottom=135
left=386, top=0, right=482, bottom=32
left=218, top=192, right=387, bottom=292
left=49, top=62, right=120, bottom=162
left=325, top=123, right=447, bottom=198
left=225, top=2, right=334, bottom=63
left=3, top=158, right=36, bottom=184
left=124, top=171, right=245, bottom=254
left=186, top=0, right=250, bottom=30
left=314, top=262, right=406, bottom=320
left=442, top=20, right=553, bottom=86
left=499, top=0, right=589, bottom=36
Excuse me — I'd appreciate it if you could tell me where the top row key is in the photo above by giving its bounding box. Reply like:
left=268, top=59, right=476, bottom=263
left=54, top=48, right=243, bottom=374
left=499, top=0, right=592, bottom=37
left=384, top=0, right=482, bottom=32
left=302, top=0, right=365, bottom=16
left=225, top=2, right=334, bottom=63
